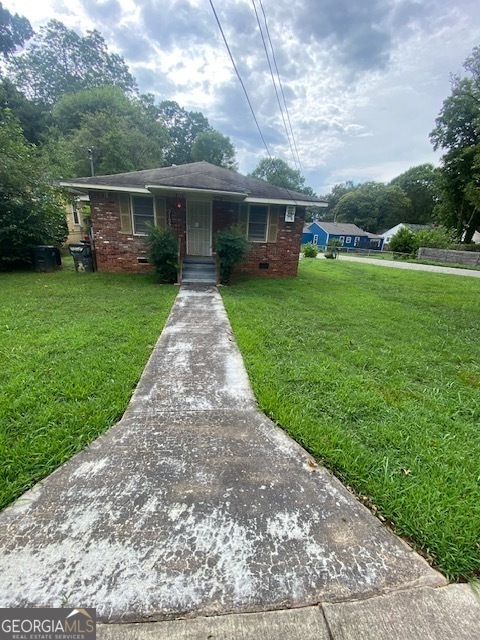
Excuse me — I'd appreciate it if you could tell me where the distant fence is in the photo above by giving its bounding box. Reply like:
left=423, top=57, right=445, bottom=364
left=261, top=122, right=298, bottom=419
left=417, top=248, right=480, bottom=267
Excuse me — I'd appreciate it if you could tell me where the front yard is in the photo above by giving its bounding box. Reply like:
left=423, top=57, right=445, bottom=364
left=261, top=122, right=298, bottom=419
left=0, top=266, right=177, bottom=511
left=221, top=259, right=480, bottom=581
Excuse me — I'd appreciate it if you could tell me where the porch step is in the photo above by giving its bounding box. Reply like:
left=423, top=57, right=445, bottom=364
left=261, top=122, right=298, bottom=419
left=182, top=256, right=217, bottom=284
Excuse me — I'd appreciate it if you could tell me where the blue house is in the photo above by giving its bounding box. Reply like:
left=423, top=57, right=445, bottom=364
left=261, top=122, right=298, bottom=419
left=302, top=222, right=383, bottom=251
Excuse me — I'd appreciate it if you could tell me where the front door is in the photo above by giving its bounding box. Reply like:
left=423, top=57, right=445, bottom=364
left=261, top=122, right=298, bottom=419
left=186, top=200, right=212, bottom=256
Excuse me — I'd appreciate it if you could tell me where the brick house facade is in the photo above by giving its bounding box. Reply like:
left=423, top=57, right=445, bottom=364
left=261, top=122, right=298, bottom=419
left=62, top=162, right=326, bottom=280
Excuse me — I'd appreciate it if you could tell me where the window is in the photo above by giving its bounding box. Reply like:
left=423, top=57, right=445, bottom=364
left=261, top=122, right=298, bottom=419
left=339, top=236, right=345, bottom=244
left=313, top=234, right=319, bottom=245
left=132, top=196, right=154, bottom=234
left=248, top=205, right=269, bottom=242
left=72, top=201, right=81, bottom=226
left=346, top=236, right=351, bottom=244
left=354, top=237, right=359, bottom=247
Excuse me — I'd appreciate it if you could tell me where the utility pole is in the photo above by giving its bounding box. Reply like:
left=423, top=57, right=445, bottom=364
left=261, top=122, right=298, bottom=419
left=87, top=148, right=94, bottom=177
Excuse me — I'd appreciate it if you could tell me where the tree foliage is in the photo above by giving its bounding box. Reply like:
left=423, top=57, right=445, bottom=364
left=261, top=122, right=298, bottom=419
left=0, top=109, right=67, bottom=269
left=191, top=129, right=238, bottom=169
left=158, top=100, right=211, bottom=166
left=390, top=164, right=439, bottom=224
left=430, top=46, right=480, bottom=243
left=331, top=182, right=411, bottom=233
left=8, top=20, right=137, bottom=104
left=0, top=3, right=32, bottom=60
left=249, top=157, right=316, bottom=196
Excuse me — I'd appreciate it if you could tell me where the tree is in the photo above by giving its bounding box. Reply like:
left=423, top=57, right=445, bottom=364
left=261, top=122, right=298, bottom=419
left=191, top=130, right=238, bottom=169
left=158, top=100, right=211, bottom=165
left=430, top=46, right=480, bottom=243
left=390, top=164, right=439, bottom=224
left=331, top=182, right=411, bottom=233
left=321, top=181, right=357, bottom=220
left=0, top=78, right=48, bottom=143
left=0, top=3, right=32, bottom=60
left=8, top=20, right=137, bottom=104
left=50, top=110, right=169, bottom=177
left=248, top=157, right=315, bottom=195
left=45, top=86, right=170, bottom=177
left=0, top=109, right=67, bottom=269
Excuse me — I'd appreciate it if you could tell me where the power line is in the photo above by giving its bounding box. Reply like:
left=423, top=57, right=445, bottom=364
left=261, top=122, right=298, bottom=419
left=208, top=0, right=301, bottom=204
left=251, top=0, right=300, bottom=173
left=208, top=0, right=272, bottom=159
left=258, top=0, right=305, bottom=178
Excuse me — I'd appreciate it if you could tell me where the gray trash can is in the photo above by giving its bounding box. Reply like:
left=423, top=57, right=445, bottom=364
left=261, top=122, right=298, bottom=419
left=68, top=243, right=94, bottom=272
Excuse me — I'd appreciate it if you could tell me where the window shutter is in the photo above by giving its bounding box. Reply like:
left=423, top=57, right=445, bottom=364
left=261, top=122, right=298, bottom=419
left=268, top=205, right=279, bottom=243
left=238, top=203, right=248, bottom=237
left=119, top=195, right=132, bottom=233
left=155, top=197, right=167, bottom=228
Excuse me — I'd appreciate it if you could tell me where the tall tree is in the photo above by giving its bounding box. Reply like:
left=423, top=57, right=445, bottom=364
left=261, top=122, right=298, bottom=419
left=321, top=181, right=357, bottom=220
left=0, top=78, right=48, bottom=143
left=248, top=157, right=315, bottom=195
left=8, top=20, right=137, bottom=104
left=0, top=3, right=32, bottom=60
left=430, top=46, right=480, bottom=243
left=0, top=109, right=67, bottom=269
left=390, top=164, right=439, bottom=224
left=191, top=130, right=238, bottom=170
left=158, top=100, right=211, bottom=165
left=332, top=182, right=411, bottom=233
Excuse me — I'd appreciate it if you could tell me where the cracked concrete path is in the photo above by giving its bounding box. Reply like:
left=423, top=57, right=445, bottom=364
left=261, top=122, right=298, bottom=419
left=0, top=286, right=446, bottom=623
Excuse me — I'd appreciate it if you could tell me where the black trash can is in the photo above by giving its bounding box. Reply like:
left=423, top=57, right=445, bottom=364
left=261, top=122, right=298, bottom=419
left=68, top=243, right=94, bottom=272
left=31, top=246, right=61, bottom=272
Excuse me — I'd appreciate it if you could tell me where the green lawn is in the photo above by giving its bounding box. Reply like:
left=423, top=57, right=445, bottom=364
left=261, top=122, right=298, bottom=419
left=221, top=259, right=480, bottom=581
left=0, top=263, right=177, bottom=510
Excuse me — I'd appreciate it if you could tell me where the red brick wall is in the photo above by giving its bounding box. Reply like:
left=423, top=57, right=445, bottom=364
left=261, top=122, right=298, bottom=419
left=89, top=191, right=304, bottom=277
left=234, top=206, right=305, bottom=278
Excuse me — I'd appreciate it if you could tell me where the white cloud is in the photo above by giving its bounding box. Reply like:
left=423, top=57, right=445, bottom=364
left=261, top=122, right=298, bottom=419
left=4, top=0, right=480, bottom=193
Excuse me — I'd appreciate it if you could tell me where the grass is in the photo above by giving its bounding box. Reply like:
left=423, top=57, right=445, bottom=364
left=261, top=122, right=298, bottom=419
left=221, top=259, right=480, bottom=581
left=0, top=260, right=177, bottom=510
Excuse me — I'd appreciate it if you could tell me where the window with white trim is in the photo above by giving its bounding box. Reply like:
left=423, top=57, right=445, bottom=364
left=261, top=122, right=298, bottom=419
left=346, top=236, right=351, bottom=244
left=132, top=196, right=154, bottom=234
left=313, top=234, right=318, bottom=245
left=339, top=236, right=345, bottom=244
left=248, top=204, right=269, bottom=242
left=72, top=201, right=80, bottom=226
left=354, top=237, right=359, bottom=246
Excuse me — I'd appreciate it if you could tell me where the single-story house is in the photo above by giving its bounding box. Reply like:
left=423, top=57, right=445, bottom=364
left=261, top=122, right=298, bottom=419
left=60, top=162, right=327, bottom=280
left=302, top=222, right=384, bottom=251
left=380, top=223, right=431, bottom=245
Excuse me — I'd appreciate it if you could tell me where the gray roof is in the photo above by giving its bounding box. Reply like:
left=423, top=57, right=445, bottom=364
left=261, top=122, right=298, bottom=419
left=64, top=162, right=326, bottom=205
left=315, top=222, right=370, bottom=236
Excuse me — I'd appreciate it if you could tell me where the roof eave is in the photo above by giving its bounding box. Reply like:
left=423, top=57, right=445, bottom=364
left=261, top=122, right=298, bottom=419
left=245, top=197, right=327, bottom=206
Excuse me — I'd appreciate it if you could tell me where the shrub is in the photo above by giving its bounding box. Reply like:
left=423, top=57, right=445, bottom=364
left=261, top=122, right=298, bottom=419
left=388, top=227, right=417, bottom=255
left=302, top=242, right=319, bottom=258
left=214, top=227, right=250, bottom=284
left=327, top=238, right=342, bottom=258
left=415, top=226, right=455, bottom=249
left=145, top=225, right=178, bottom=283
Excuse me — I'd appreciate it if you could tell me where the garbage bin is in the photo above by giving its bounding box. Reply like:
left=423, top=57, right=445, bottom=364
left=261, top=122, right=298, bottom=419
left=68, top=243, right=94, bottom=272
left=31, top=246, right=61, bottom=272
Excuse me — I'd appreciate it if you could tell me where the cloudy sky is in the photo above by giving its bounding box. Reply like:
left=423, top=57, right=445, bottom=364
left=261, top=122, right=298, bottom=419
left=5, top=0, right=480, bottom=194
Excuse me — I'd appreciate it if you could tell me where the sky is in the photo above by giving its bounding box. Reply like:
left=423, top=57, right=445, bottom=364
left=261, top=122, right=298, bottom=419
left=4, top=0, right=480, bottom=195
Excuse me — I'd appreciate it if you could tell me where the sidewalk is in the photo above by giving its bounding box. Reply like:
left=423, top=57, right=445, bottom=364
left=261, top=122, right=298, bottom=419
left=319, top=253, right=480, bottom=277
left=0, top=285, right=478, bottom=638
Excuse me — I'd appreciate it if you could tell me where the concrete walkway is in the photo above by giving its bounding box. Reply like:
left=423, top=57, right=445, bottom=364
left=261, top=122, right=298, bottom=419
left=320, top=253, right=480, bottom=277
left=0, top=286, right=478, bottom=638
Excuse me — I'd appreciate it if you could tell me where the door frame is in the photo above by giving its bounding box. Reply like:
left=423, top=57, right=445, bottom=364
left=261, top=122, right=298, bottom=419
left=186, top=199, right=213, bottom=256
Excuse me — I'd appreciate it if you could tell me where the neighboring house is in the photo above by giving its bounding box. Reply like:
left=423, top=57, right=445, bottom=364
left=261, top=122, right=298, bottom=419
left=381, top=223, right=430, bottom=245
left=60, top=162, right=327, bottom=279
left=302, top=222, right=383, bottom=251
left=65, top=195, right=90, bottom=245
